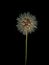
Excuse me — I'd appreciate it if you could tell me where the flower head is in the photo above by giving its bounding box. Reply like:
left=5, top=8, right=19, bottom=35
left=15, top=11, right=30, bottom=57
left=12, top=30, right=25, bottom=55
left=16, top=12, right=38, bottom=35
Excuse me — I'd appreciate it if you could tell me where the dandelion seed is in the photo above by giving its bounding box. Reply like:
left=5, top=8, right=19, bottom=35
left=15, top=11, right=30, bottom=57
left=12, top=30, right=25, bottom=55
left=16, top=12, right=38, bottom=65
left=16, top=12, right=37, bottom=35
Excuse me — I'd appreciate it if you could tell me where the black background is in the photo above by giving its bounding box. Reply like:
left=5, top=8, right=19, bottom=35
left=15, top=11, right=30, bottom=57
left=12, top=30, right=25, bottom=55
left=2, top=1, right=49, bottom=65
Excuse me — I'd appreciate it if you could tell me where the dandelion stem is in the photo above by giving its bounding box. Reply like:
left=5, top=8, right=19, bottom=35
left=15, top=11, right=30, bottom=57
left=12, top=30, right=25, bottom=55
left=25, top=31, right=28, bottom=65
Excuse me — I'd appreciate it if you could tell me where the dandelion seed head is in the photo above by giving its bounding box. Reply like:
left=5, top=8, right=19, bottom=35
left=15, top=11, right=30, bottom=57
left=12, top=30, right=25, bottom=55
left=16, top=12, right=38, bottom=35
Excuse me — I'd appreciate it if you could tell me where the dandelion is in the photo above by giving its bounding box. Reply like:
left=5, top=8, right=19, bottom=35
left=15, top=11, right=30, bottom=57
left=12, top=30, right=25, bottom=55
left=16, top=12, right=38, bottom=65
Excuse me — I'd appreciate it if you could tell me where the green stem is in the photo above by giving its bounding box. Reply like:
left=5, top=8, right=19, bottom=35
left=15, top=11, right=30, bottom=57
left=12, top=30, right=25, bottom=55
left=25, top=31, right=28, bottom=65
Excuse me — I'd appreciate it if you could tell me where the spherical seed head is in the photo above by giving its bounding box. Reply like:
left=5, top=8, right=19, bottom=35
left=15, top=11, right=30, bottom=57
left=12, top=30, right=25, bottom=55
left=16, top=12, right=38, bottom=35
